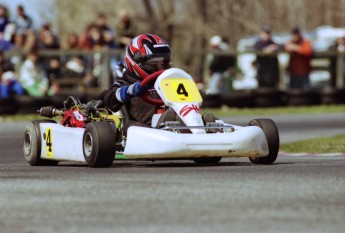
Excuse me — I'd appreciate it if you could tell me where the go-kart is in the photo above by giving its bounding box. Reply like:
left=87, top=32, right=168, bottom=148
left=23, top=68, right=279, bottom=167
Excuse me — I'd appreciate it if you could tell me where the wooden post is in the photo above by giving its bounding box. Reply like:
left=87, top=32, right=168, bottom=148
left=336, top=52, right=344, bottom=89
left=100, top=52, right=111, bottom=90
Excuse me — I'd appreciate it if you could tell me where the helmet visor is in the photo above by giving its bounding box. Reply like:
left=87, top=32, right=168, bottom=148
left=140, top=55, right=171, bottom=74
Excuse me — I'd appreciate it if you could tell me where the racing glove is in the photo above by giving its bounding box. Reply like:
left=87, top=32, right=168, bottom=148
left=116, top=82, right=150, bottom=102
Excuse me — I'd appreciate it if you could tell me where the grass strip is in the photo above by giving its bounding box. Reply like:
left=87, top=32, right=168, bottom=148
left=280, top=133, right=345, bottom=153
left=203, top=105, right=345, bottom=117
left=0, top=114, right=43, bottom=122
left=1, top=105, right=345, bottom=122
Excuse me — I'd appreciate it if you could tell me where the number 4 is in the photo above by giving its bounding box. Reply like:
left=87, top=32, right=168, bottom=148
left=46, top=129, right=52, bottom=153
left=177, top=83, right=188, bottom=97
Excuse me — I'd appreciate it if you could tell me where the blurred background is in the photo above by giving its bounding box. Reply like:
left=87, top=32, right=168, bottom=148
left=2, top=0, right=345, bottom=113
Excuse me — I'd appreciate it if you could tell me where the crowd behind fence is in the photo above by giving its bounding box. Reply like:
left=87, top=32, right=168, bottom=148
left=1, top=49, right=345, bottom=116
left=2, top=49, right=345, bottom=97
left=1, top=3, right=345, bottom=100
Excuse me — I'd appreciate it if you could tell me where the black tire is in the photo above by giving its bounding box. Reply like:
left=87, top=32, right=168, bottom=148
left=193, top=157, right=222, bottom=164
left=320, top=88, right=345, bottom=105
left=0, top=98, right=17, bottom=115
left=287, top=89, right=320, bottom=106
left=23, top=120, right=59, bottom=166
left=220, top=91, right=255, bottom=108
left=83, top=121, right=116, bottom=168
left=16, top=96, right=52, bottom=114
left=200, top=93, right=222, bottom=108
left=252, top=88, right=288, bottom=107
left=248, top=119, right=279, bottom=164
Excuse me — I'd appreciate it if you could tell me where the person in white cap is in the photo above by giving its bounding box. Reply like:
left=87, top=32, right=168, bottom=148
left=206, top=35, right=235, bottom=94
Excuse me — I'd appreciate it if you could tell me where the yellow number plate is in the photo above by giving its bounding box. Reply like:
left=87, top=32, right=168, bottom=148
left=45, top=127, right=53, bottom=157
left=160, top=78, right=202, bottom=103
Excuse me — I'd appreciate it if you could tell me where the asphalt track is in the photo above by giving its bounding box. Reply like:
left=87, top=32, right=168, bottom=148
left=0, top=113, right=345, bottom=233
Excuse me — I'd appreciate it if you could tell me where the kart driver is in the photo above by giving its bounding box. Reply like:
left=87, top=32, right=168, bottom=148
left=100, top=33, right=215, bottom=135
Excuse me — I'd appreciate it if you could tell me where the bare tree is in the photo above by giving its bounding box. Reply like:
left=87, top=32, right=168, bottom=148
left=55, top=0, right=345, bottom=78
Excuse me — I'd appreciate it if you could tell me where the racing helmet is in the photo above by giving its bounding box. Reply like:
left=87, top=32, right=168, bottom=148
left=125, top=34, right=171, bottom=80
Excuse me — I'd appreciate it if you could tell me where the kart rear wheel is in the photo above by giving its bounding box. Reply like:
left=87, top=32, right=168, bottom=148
left=83, top=121, right=116, bottom=168
left=23, top=120, right=59, bottom=166
left=193, top=157, right=222, bottom=164
left=248, top=119, right=279, bottom=164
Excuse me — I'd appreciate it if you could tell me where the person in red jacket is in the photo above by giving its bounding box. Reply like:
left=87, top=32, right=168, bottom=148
left=285, top=27, right=313, bottom=89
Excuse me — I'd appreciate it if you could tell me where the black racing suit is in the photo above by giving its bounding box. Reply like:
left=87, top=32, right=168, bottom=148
left=101, top=70, right=158, bottom=135
left=100, top=70, right=214, bottom=135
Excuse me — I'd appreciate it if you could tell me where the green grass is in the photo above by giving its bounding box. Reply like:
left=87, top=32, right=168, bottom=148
left=203, top=105, right=345, bottom=117
left=280, top=133, right=345, bottom=153
left=0, top=114, right=44, bottom=122
left=1, top=104, right=345, bottom=122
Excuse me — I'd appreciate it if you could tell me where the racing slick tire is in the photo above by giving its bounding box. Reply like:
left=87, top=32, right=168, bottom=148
left=83, top=121, right=116, bottom=168
left=23, top=120, right=59, bottom=166
left=193, top=157, right=222, bottom=164
left=248, top=119, right=279, bottom=164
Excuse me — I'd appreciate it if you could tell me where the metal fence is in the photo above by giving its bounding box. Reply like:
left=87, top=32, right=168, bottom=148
left=2, top=49, right=345, bottom=115
left=5, top=49, right=345, bottom=94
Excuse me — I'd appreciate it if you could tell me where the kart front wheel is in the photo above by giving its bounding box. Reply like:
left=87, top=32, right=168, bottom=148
left=83, top=122, right=116, bottom=168
left=23, top=120, right=59, bottom=166
left=248, top=119, right=279, bottom=164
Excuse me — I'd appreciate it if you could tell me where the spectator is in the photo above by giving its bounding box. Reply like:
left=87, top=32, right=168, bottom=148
left=79, top=24, right=94, bottom=50
left=19, top=50, right=57, bottom=97
left=3, top=22, right=16, bottom=42
left=0, top=5, right=9, bottom=35
left=94, top=12, right=116, bottom=49
left=8, top=33, right=26, bottom=69
left=12, top=33, right=26, bottom=50
left=37, top=23, right=61, bottom=82
left=22, top=29, right=38, bottom=52
left=93, top=12, right=118, bottom=84
left=0, top=50, right=24, bottom=98
left=285, top=27, right=313, bottom=89
left=95, top=12, right=111, bottom=33
left=89, top=24, right=106, bottom=50
left=103, top=30, right=116, bottom=49
left=116, top=9, right=136, bottom=49
left=254, top=25, right=280, bottom=88
left=329, top=35, right=345, bottom=87
left=64, top=32, right=81, bottom=50
left=78, top=24, right=104, bottom=87
left=6, top=29, right=38, bottom=71
left=63, top=32, right=85, bottom=78
left=38, top=24, right=59, bottom=49
left=0, top=32, right=12, bottom=52
left=13, top=5, right=33, bottom=35
left=0, top=13, right=15, bottom=52
left=79, top=24, right=108, bottom=50
left=206, top=35, right=236, bottom=94
left=330, top=35, right=345, bottom=52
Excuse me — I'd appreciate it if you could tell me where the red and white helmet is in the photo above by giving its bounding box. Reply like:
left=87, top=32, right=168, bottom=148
left=125, top=34, right=171, bottom=80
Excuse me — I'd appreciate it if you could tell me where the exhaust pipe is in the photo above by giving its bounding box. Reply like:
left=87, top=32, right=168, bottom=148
left=38, top=106, right=63, bottom=118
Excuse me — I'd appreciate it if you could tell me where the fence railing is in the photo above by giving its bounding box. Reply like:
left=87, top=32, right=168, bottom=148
left=5, top=49, right=345, bottom=95
left=2, top=49, right=345, bottom=114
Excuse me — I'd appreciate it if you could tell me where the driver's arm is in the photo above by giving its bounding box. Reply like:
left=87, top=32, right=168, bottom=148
left=116, top=82, right=146, bottom=102
left=101, top=81, right=147, bottom=112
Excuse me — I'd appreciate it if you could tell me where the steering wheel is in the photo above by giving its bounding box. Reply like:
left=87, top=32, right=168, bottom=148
left=141, top=70, right=165, bottom=105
